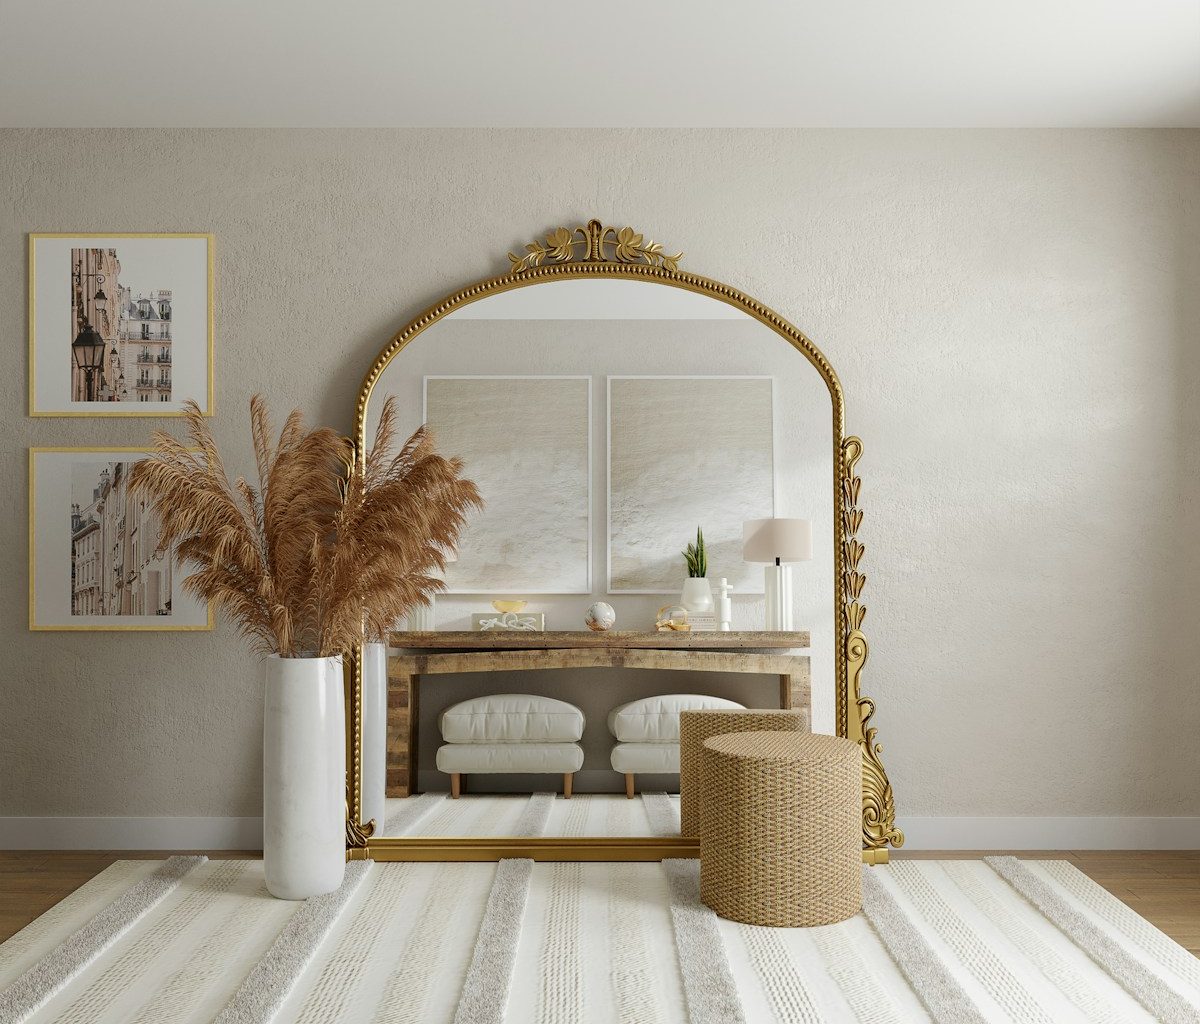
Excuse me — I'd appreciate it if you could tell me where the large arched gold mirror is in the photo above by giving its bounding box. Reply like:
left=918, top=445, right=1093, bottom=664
left=346, top=221, right=902, bottom=863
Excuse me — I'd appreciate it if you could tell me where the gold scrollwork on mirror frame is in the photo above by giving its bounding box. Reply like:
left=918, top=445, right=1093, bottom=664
left=508, top=219, right=683, bottom=273
left=349, top=220, right=902, bottom=862
left=841, top=437, right=904, bottom=856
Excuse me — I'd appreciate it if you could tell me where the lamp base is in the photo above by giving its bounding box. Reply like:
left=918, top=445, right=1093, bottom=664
left=763, top=563, right=793, bottom=631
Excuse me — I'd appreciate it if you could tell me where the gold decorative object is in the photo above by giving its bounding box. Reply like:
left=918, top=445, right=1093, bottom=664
left=347, top=219, right=901, bottom=863
left=655, top=604, right=691, bottom=631
left=841, top=436, right=904, bottom=855
left=508, top=220, right=683, bottom=273
left=491, top=599, right=527, bottom=614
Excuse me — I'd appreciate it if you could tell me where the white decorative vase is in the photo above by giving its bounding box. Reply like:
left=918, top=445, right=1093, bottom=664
left=361, top=642, right=387, bottom=838
left=680, top=577, right=714, bottom=614
left=264, top=654, right=346, bottom=900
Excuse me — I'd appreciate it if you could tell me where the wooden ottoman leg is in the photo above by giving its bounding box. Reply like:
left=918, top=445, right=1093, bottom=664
left=450, top=773, right=461, bottom=799
left=625, top=773, right=636, bottom=799
left=563, top=773, right=573, bottom=799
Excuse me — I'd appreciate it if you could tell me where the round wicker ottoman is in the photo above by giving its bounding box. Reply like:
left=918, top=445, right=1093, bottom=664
left=699, top=731, right=861, bottom=927
left=679, top=708, right=807, bottom=837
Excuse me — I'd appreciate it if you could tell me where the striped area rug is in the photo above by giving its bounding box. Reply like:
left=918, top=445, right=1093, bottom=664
left=2, top=840, right=1198, bottom=1020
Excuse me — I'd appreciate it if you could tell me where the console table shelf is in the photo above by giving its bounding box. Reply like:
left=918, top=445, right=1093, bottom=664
left=384, top=631, right=811, bottom=798
left=389, top=630, right=810, bottom=650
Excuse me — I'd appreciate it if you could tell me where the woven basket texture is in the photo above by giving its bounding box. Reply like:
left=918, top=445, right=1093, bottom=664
left=699, top=730, right=861, bottom=927
left=679, top=708, right=807, bottom=837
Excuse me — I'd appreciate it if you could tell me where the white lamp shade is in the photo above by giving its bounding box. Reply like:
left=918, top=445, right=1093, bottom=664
left=742, top=518, right=813, bottom=563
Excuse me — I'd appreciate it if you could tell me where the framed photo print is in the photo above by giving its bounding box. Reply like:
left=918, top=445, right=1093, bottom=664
left=28, top=233, right=213, bottom=416
left=29, top=448, right=213, bottom=631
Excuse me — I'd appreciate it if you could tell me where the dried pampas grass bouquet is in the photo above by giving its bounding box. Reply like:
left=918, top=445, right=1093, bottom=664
left=129, top=395, right=481, bottom=658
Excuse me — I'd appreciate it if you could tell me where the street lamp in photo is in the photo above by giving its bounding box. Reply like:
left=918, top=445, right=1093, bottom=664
left=72, top=321, right=105, bottom=401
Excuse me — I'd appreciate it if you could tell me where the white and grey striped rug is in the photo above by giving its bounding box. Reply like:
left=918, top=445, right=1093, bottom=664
left=2, top=798, right=1198, bottom=1023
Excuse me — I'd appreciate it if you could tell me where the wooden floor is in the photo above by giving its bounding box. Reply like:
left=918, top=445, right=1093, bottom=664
left=1, top=850, right=1198, bottom=956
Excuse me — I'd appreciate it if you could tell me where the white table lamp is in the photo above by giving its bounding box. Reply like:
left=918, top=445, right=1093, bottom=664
left=742, top=518, right=812, bottom=631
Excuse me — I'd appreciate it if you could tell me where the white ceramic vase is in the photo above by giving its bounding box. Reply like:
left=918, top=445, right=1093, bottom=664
left=360, top=642, right=388, bottom=837
left=264, top=654, right=346, bottom=900
left=680, top=577, right=715, bottom=614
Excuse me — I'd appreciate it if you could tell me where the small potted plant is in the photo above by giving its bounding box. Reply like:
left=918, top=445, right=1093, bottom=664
left=131, top=396, right=480, bottom=899
left=679, top=526, right=714, bottom=614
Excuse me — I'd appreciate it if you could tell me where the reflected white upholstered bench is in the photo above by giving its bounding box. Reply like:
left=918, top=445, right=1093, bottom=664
left=608, top=694, right=745, bottom=798
left=435, top=694, right=585, bottom=799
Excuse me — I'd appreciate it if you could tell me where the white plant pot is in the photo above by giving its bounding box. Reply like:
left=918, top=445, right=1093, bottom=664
left=680, top=577, right=715, bottom=614
left=361, top=642, right=388, bottom=836
left=264, top=654, right=346, bottom=900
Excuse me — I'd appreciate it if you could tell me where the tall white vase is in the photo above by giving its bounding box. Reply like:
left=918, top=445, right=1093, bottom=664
left=264, top=654, right=346, bottom=900
left=360, top=642, right=387, bottom=837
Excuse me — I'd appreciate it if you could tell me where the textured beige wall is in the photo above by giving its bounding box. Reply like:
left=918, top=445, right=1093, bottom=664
left=2, top=129, right=1197, bottom=825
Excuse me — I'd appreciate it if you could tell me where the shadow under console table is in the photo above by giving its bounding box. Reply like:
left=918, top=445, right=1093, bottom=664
left=385, top=630, right=811, bottom=798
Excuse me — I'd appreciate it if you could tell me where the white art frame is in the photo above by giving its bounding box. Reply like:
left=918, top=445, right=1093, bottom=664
left=606, top=375, right=777, bottom=595
left=29, top=447, right=213, bottom=631
left=423, top=375, right=593, bottom=595
left=28, top=233, right=214, bottom=417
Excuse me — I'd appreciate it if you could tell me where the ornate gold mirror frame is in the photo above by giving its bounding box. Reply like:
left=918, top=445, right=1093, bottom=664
left=346, top=221, right=904, bottom=863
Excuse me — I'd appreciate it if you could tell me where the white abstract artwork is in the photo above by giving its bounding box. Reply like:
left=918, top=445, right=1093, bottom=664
left=607, top=376, right=775, bottom=593
left=424, top=376, right=591, bottom=593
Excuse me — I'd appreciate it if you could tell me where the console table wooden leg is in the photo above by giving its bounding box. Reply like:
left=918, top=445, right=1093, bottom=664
left=779, top=661, right=812, bottom=730
left=386, top=669, right=419, bottom=798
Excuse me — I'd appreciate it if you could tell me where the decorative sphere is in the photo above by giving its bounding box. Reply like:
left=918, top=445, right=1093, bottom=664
left=585, top=602, right=617, bottom=632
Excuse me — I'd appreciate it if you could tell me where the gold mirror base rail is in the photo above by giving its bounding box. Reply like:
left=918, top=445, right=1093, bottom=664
left=349, top=837, right=888, bottom=864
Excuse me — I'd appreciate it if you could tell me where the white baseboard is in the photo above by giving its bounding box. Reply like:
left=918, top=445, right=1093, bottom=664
left=0, top=817, right=263, bottom=851
left=898, top=817, right=1200, bottom=851
left=1, top=814, right=1196, bottom=852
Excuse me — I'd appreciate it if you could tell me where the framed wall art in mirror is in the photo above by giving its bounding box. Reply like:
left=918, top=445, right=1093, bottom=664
left=346, top=220, right=902, bottom=864
left=607, top=375, right=775, bottom=594
left=424, top=374, right=592, bottom=594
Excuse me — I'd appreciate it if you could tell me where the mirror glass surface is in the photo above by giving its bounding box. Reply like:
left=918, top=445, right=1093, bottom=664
left=364, top=278, right=834, bottom=838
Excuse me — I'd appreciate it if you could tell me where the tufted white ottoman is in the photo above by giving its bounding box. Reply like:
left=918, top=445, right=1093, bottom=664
left=608, top=694, right=745, bottom=798
left=436, top=694, right=585, bottom=799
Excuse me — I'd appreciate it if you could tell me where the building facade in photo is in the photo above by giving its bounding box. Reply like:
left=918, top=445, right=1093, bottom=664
left=70, top=248, right=124, bottom=402
left=70, top=248, right=173, bottom=403
left=70, top=461, right=173, bottom=616
left=120, top=289, right=172, bottom=403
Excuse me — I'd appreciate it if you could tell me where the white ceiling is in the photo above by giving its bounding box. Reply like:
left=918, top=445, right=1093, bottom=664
left=1, top=0, right=1197, bottom=127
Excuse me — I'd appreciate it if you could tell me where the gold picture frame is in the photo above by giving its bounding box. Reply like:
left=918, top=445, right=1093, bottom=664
left=347, top=220, right=903, bottom=863
left=29, top=447, right=215, bottom=631
left=28, top=232, right=215, bottom=417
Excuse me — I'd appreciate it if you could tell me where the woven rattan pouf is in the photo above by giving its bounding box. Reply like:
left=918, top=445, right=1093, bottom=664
left=699, top=731, right=861, bottom=927
left=679, top=708, right=807, bottom=837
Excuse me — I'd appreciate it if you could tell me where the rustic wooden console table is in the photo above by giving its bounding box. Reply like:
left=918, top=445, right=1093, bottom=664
left=385, top=630, right=811, bottom=797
